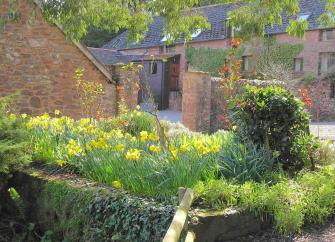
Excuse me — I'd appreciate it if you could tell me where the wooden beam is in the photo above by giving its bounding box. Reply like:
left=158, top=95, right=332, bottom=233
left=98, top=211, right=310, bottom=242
left=163, top=188, right=194, bottom=242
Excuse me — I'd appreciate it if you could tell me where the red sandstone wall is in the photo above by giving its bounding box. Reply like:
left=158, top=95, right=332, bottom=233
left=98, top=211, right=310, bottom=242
left=0, top=1, right=117, bottom=118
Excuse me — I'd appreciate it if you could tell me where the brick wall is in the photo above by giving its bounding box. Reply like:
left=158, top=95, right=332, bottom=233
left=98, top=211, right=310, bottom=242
left=182, top=72, right=212, bottom=132
left=0, top=1, right=118, bottom=118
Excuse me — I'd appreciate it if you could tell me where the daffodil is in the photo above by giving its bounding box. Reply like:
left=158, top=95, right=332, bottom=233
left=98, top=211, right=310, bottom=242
left=140, top=131, right=148, bottom=142
left=149, top=145, right=161, bottom=153
left=149, top=133, right=159, bottom=142
left=56, top=159, right=66, bottom=167
left=116, top=143, right=124, bottom=152
left=54, top=110, right=61, bottom=115
left=180, top=143, right=190, bottom=152
left=66, top=139, right=83, bottom=157
left=211, top=144, right=221, bottom=153
left=126, top=149, right=141, bottom=160
left=21, top=113, right=27, bottom=119
left=9, top=113, right=16, bottom=121
left=112, top=180, right=122, bottom=189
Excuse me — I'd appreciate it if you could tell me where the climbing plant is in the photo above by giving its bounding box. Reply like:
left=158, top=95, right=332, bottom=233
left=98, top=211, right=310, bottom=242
left=255, top=43, right=304, bottom=73
left=185, top=46, right=245, bottom=76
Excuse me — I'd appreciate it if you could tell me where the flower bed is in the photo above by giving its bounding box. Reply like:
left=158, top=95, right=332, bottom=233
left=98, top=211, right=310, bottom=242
left=3, top=85, right=335, bottom=237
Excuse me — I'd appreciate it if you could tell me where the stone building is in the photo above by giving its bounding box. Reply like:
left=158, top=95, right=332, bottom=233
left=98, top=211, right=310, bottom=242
left=101, top=0, right=335, bottom=120
left=0, top=0, right=119, bottom=118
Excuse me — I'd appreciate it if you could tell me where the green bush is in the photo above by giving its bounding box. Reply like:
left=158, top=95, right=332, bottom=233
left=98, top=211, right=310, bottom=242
left=231, top=85, right=311, bottom=170
left=0, top=96, right=31, bottom=182
left=218, top=139, right=276, bottom=183
left=194, top=166, right=335, bottom=235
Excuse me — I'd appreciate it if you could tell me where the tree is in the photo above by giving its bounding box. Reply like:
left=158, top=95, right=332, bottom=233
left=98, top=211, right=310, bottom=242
left=40, top=0, right=335, bottom=42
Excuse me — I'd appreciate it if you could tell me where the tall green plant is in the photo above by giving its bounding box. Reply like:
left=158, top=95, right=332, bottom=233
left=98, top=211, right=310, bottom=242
left=0, top=96, right=31, bottom=181
left=231, top=85, right=311, bottom=170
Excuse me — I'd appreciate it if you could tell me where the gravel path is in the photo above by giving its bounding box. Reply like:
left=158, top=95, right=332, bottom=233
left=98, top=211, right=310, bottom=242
left=228, top=216, right=335, bottom=242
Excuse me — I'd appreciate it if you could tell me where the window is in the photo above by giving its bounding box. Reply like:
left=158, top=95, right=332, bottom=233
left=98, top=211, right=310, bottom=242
left=224, top=18, right=232, bottom=38
left=166, top=45, right=176, bottom=53
left=319, top=52, right=335, bottom=74
left=320, top=29, right=335, bottom=41
left=112, top=39, right=121, bottom=48
left=191, top=29, right=201, bottom=38
left=149, top=62, right=157, bottom=74
left=241, top=56, right=252, bottom=72
left=161, top=34, right=171, bottom=42
left=330, top=82, right=335, bottom=99
left=297, top=13, right=310, bottom=22
left=159, top=46, right=165, bottom=54
left=294, top=58, right=304, bottom=72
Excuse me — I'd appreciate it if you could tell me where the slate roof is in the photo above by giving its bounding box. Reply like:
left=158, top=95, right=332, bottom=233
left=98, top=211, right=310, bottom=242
left=88, top=48, right=139, bottom=65
left=103, top=0, right=329, bottom=50
left=88, top=48, right=179, bottom=65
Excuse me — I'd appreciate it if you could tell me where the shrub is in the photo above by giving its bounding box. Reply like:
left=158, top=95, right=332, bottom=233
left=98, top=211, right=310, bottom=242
left=218, top=138, right=276, bottom=183
left=231, top=85, right=311, bottom=170
left=0, top=96, right=31, bottom=181
left=194, top=166, right=335, bottom=235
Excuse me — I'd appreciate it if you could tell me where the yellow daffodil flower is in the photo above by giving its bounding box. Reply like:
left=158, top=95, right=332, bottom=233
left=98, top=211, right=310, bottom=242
left=126, top=149, right=141, bottom=161
left=140, top=131, right=148, bottom=142
left=56, top=159, right=66, bottom=167
left=112, top=180, right=122, bottom=189
left=149, top=133, right=159, bottom=142
left=149, top=145, right=161, bottom=153
left=116, top=144, right=124, bottom=152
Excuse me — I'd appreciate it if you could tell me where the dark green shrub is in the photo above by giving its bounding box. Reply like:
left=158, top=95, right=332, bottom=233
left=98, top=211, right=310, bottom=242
left=0, top=96, right=31, bottom=182
left=231, top=85, right=310, bottom=170
left=218, top=139, right=276, bottom=183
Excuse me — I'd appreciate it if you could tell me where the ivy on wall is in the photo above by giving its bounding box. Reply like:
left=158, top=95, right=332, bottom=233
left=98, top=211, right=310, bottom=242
left=185, top=43, right=303, bottom=77
left=40, top=180, right=175, bottom=242
left=256, top=43, right=304, bottom=72
left=185, top=47, right=245, bottom=76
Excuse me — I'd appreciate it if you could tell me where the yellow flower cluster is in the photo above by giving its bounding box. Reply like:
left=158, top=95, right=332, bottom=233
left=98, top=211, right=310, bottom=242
left=116, top=143, right=125, bottom=152
left=140, top=131, right=148, bottom=142
left=66, top=139, right=83, bottom=157
left=56, top=159, right=66, bottom=167
left=126, top=149, right=141, bottom=160
left=87, top=138, right=110, bottom=150
left=149, top=145, right=161, bottom=153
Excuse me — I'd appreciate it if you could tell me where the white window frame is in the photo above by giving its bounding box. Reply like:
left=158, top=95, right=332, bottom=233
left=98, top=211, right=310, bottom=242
left=191, top=29, right=202, bottom=38
left=297, top=13, right=310, bottom=22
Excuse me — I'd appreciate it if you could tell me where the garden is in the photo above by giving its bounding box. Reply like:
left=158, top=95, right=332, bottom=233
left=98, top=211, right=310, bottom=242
left=1, top=79, right=335, bottom=241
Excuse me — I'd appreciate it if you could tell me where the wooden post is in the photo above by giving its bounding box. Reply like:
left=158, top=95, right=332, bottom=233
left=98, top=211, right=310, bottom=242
left=163, top=188, right=194, bottom=242
left=185, top=231, right=196, bottom=242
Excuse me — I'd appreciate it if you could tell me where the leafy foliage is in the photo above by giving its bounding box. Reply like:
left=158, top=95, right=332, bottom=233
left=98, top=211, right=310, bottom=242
left=256, top=43, right=304, bottom=73
left=39, top=0, right=335, bottom=42
left=194, top=165, right=335, bottom=235
left=231, top=85, right=311, bottom=170
left=41, top=180, right=175, bottom=242
left=82, top=27, right=119, bottom=47
left=0, top=96, right=31, bottom=181
left=185, top=47, right=244, bottom=76
left=218, top=138, right=276, bottom=183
